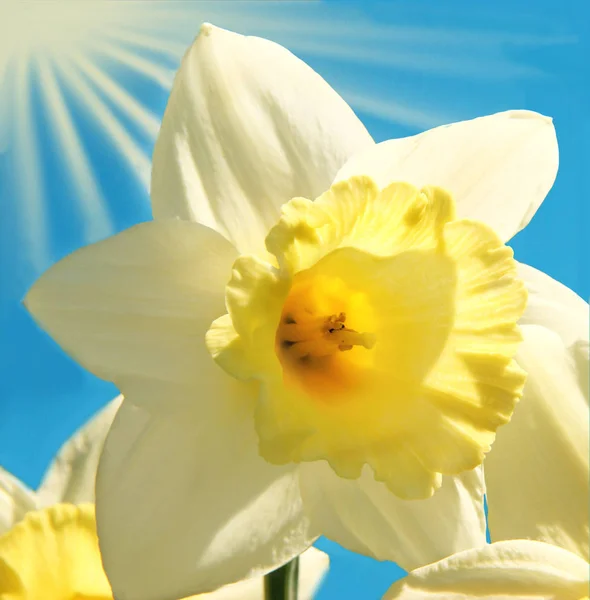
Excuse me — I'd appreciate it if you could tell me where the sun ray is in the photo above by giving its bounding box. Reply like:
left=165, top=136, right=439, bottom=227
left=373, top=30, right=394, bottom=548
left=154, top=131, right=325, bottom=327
left=2, top=0, right=567, bottom=281
left=55, top=58, right=152, bottom=193
left=339, top=90, right=454, bottom=129
left=36, top=56, right=114, bottom=244
left=101, top=27, right=187, bottom=62
left=70, top=53, right=160, bottom=141
left=13, top=54, right=49, bottom=273
left=86, top=38, right=175, bottom=89
left=281, top=37, right=542, bottom=79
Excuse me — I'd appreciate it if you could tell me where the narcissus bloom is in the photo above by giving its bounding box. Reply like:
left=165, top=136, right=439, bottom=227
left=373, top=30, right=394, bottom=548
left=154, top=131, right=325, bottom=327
left=25, top=23, right=563, bottom=600
left=207, top=175, right=527, bottom=495
left=0, top=503, right=328, bottom=600
left=0, top=396, right=122, bottom=534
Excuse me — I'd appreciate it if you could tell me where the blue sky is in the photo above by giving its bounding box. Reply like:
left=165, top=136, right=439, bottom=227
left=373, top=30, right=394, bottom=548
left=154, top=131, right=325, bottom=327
left=0, top=1, right=587, bottom=598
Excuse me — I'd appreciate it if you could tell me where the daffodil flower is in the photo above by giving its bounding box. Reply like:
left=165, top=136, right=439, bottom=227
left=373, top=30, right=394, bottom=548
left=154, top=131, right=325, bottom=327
left=36, top=396, right=123, bottom=508
left=0, top=405, right=329, bottom=599
left=0, top=503, right=328, bottom=600
left=0, top=396, right=122, bottom=534
left=24, top=24, right=563, bottom=600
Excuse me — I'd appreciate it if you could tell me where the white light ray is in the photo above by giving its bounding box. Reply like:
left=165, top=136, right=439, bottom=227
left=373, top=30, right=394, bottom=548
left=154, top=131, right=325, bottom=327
left=235, top=13, right=576, bottom=48
left=56, top=58, right=152, bottom=193
left=341, top=90, right=454, bottom=130
left=86, top=38, right=175, bottom=89
left=36, top=56, right=113, bottom=243
left=0, top=56, right=14, bottom=153
left=141, top=4, right=575, bottom=49
left=13, top=54, right=48, bottom=272
left=1, top=0, right=571, bottom=279
left=102, top=27, right=187, bottom=62
left=70, top=53, right=160, bottom=141
left=281, top=37, right=543, bottom=80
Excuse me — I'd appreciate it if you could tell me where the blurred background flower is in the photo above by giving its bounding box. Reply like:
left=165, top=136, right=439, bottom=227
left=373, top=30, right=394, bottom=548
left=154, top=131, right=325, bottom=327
left=0, top=1, right=587, bottom=598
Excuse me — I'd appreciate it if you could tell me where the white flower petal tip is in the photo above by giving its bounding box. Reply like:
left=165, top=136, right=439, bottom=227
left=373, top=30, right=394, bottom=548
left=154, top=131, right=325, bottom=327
left=384, top=540, right=589, bottom=599
left=36, top=395, right=123, bottom=507
left=335, top=110, right=558, bottom=242
left=0, top=467, right=37, bottom=535
left=506, top=109, right=553, bottom=124
left=199, top=22, right=214, bottom=36
left=151, top=22, right=374, bottom=254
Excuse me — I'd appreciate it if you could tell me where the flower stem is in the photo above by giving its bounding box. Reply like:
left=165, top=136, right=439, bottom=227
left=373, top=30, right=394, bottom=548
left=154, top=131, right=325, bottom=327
left=264, top=556, right=299, bottom=600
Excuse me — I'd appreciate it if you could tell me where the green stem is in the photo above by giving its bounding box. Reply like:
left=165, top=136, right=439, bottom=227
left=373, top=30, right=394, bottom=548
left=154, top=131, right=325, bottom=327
left=264, top=556, right=300, bottom=600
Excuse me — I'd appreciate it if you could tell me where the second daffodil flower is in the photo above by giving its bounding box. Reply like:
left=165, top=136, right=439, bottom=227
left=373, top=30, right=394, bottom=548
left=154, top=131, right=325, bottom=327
left=0, top=399, right=329, bottom=600
left=25, top=24, right=559, bottom=600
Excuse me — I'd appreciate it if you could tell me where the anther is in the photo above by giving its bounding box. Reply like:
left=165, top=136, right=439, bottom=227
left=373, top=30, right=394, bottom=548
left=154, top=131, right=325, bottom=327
left=277, top=310, right=376, bottom=362
left=321, top=313, right=376, bottom=351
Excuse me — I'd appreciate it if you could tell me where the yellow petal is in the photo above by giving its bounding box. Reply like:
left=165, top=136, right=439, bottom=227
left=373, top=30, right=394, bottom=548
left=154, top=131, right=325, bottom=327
left=0, top=504, right=112, bottom=599
left=265, top=178, right=456, bottom=273
left=384, top=540, right=589, bottom=599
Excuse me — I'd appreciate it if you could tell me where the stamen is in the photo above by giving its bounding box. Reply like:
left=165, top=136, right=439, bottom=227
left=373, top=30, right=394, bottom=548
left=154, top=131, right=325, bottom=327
left=329, top=329, right=377, bottom=351
left=322, top=313, right=375, bottom=350
left=277, top=311, right=376, bottom=362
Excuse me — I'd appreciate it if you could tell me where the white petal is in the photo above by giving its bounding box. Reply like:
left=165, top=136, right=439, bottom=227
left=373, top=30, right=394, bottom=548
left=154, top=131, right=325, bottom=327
left=190, top=547, right=329, bottom=600
left=97, top=384, right=316, bottom=600
left=0, top=467, right=36, bottom=535
left=299, top=461, right=486, bottom=572
left=518, top=262, right=589, bottom=348
left=24, top=220, right=237, bottom=411
left=151, top=23, right=373, bottom=254
left=385, top=540, right=589, bottom=599
left=336, top=111, right=558, bottom=242
left=36, top=396, right=123, bottom=507
left=485, top=324, right=589, bottom=561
